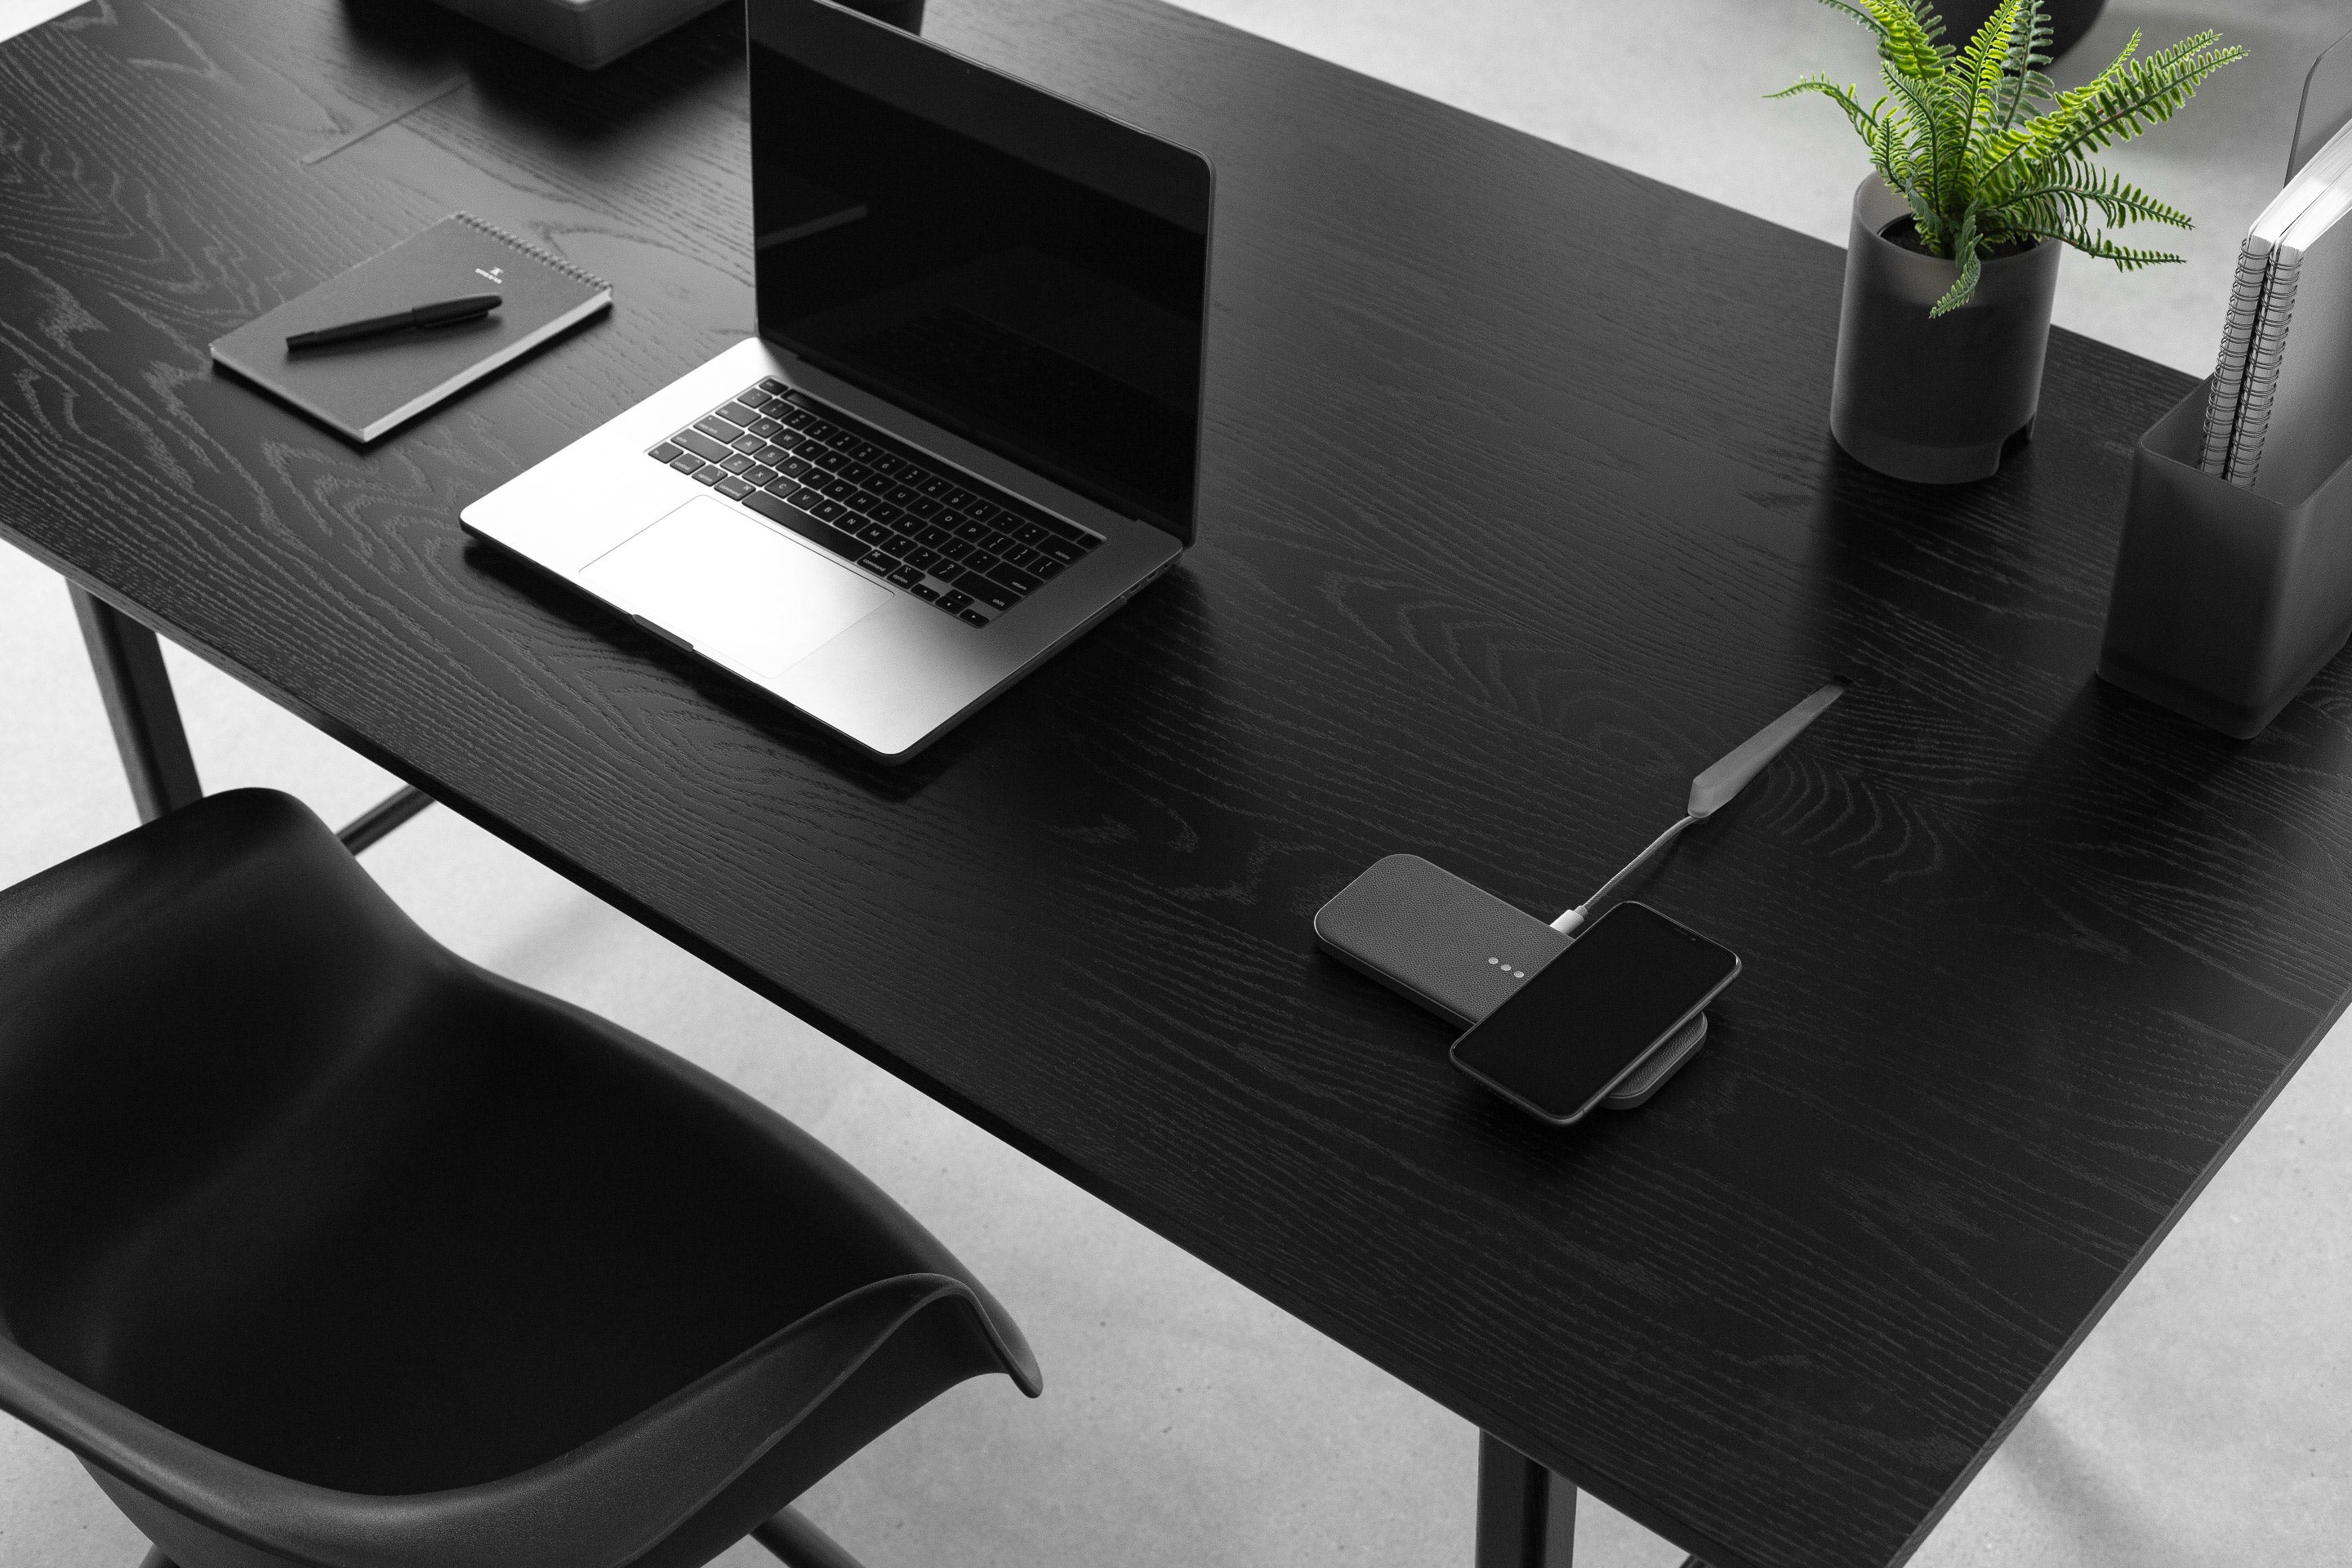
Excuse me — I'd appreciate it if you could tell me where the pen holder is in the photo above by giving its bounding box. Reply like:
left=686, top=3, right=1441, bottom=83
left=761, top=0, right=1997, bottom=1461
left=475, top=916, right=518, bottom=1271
left=2097, top=377, right=2352, bottom=737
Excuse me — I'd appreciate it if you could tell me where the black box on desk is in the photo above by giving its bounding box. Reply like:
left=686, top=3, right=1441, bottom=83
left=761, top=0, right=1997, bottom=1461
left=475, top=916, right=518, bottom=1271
left=428, top=0, right=727, bottom=68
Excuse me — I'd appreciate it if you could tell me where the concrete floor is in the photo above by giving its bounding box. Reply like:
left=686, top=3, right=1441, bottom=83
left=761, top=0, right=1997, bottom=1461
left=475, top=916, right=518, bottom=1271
left=1183, top=0, right=2352, bottom=377
left=2, top=2, right=2349, bottom=1566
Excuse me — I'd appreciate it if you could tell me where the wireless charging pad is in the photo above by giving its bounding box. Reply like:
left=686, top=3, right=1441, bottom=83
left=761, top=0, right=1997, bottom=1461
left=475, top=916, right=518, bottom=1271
left=1312, top=853, right=1708, bottom=1110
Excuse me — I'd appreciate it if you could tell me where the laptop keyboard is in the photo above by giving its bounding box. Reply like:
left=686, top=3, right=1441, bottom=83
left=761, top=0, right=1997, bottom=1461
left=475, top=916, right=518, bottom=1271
left=646, top=376, right=1102, bottom=626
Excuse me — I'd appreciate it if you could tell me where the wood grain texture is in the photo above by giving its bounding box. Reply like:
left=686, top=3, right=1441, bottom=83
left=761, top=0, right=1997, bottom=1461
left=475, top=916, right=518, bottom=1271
left=5, top=4, right=2350, bottom=1566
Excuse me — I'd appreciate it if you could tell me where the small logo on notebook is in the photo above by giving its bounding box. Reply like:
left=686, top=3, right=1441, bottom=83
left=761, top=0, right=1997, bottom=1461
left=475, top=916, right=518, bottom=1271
left=475, top=266, right=504, bottom=283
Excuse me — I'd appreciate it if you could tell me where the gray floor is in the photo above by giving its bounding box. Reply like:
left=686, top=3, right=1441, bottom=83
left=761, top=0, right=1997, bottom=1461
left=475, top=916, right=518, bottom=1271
left=2, top=2, right=2348, bottom=1566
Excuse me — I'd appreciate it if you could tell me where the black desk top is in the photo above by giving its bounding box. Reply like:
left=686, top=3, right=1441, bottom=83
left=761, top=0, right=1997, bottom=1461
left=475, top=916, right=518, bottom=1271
left=5, top=4, right=2348, bottom=1566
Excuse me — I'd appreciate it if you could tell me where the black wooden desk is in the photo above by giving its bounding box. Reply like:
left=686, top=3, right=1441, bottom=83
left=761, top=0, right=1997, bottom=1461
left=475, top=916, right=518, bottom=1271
left=5, top=4, right=2347, bottom=1567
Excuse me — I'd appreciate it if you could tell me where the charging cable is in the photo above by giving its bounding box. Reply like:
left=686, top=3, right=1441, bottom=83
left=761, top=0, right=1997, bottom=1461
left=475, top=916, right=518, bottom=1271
left=1549, top=681, right=1846, bottom=935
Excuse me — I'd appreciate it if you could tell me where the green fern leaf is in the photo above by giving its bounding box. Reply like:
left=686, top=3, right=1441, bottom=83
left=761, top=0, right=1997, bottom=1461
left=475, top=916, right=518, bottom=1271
left=1813, top=0, right=1952, bottom=82
left=1999, top=30, right=2247, bottom=174
left=1956, top=0, right=2024, bottom=149
left=2037, top=225, right=2185, bottom=269
left=1774, top=0, right=2241, bottom=313
left=1770, top=76, right=1904, bottom=189
left=1766, top=74, right=1884, bottom=131
left=1888, top=0, right=1953, bottom=67
left=1929, top=207, right=1985, bottom=317
left=1882, top=61, right=1954, bottom=224
left=1991, top=0, right=2056, bottom=128
left=1991, top=161, right=2194, bottom=230
left=1876, top=0, right=1953, bottom=78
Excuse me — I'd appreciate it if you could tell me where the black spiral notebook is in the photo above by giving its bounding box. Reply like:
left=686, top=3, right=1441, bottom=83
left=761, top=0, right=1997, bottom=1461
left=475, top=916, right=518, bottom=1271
left=209, top=213, right=612, bottom=443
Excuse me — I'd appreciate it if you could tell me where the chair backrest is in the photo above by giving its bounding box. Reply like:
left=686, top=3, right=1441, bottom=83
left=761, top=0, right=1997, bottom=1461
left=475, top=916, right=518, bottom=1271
left=0, top=790, right=435, bottom=1362
left=0, top=791, right=1038, bottom=1568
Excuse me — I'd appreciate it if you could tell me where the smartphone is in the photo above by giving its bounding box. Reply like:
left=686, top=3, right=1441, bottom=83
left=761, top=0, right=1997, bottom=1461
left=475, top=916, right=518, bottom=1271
left=1450, top=902, right=1740, bottom=1125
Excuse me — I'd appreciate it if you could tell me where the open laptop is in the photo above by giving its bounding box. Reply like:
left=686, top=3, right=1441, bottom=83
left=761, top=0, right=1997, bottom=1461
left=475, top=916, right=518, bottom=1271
left=462, top=0, right=1214, bottom=762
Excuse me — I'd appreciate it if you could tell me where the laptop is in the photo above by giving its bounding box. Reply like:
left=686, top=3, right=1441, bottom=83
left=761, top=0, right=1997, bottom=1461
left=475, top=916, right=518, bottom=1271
left=461, top=0, right=1214, bottom=762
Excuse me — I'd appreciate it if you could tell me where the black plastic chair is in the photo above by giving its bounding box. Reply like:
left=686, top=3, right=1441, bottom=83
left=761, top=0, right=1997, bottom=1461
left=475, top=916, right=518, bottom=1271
left=0, top=789, right=1040, bottom=1568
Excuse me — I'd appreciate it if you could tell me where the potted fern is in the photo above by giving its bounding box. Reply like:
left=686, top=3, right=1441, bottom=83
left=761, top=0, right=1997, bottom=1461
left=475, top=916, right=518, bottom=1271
left=1776, top=0, right=2243, bottom=483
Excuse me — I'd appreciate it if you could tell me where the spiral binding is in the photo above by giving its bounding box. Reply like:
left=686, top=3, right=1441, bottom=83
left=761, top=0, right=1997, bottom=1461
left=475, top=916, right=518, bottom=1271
left=450, top=212, right=611, bottom=292
left=2200, top=237, right=2274, bottom=479
left=2225, top=251, right=2301, bottom=490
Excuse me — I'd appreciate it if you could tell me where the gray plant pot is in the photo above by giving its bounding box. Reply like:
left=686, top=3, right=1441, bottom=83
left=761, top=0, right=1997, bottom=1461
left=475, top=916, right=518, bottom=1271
left=2098, top=380, right=2352, bottom=737
left=1932, top=0, right=2108, bottom=60
left=1829, top=177, right=2062, bottom=484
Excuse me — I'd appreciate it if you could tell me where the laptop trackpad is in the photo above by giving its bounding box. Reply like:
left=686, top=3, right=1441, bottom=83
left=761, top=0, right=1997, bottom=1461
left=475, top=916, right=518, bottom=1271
left=581, top=497, right=891, bottom=680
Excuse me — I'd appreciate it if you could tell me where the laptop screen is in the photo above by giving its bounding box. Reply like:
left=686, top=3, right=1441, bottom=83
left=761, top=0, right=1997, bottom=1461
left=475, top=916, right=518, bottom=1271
left=747, top=1, right=1214, bottom=543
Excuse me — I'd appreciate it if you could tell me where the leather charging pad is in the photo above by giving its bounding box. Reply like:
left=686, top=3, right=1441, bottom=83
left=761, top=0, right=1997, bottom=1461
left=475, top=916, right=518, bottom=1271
left=1313, top=853, right=1709, bottom=1111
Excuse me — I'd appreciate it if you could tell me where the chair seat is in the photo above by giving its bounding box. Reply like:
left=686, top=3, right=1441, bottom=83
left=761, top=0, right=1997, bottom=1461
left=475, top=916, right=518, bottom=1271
left=0, top=791, right=1038, bottom=1568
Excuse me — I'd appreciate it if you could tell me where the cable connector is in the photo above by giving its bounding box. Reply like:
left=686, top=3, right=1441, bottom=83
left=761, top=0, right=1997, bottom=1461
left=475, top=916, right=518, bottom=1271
left=1549, top=680, right=1846, bottom=933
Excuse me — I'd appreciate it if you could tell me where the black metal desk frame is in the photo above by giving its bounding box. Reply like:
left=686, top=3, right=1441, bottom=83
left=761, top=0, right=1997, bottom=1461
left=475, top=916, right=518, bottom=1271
left=69, top=586, right=431, bottom=850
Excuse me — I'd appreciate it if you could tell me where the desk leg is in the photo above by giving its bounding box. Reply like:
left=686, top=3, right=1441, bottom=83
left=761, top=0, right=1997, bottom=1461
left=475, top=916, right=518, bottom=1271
left=1477, top=1432, right=1576, bottom=1568
left=67, top=582, right=433, bottom=851
left=337, top=784, right=434, bottom=854
left=751, top=1506, right=867, bottom=1568
left=70, top=585, right=201, bottom=822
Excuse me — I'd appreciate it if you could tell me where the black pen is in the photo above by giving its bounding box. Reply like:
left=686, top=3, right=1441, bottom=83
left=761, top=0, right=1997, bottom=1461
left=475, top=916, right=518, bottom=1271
left=287, top=293, right=501, bottom=350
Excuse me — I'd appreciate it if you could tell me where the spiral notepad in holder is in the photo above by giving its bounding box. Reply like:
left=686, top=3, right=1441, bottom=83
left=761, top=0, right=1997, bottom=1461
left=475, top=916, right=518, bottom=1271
left=2100, top=36, right=2352, bottom=737
left=2200, top=27, right=2352, bottom=490
left=210, top=213, right=612, bottom=443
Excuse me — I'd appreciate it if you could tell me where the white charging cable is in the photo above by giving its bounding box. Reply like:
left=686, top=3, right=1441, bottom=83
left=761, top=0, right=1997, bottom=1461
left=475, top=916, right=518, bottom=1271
left=1548, top=681, right=1846, bottom=935
left=1549, top=814, right=1699, bottom=935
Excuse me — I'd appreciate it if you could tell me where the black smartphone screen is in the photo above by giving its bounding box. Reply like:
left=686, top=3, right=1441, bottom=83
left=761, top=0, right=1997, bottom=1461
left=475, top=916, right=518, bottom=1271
left=1450, top=902, right=1740, bottom=1124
